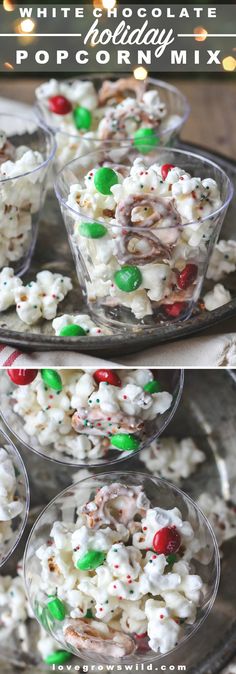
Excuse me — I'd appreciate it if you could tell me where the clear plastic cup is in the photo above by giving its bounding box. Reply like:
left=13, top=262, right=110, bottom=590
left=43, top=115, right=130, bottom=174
left=24, top=472, right=220, bottom=665
left=0, top=113, right=56, bottom=275
left=0, top=369, right=183, bottom=467
left=55, top=144, right=233, bottom=330
left=35, top=76, right=190, bottom=171
left=0, top=427, right=29, bottom=567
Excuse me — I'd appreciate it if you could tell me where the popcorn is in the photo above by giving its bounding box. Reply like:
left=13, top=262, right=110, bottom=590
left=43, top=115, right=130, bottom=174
left=0, top=566, right=63, bottom=664
left=11, top=369, right=173, bottom=461
left=197, top=493, right=236, bottom=549
left=0, top=131, right=44, bottom=269
left=0, top=447, right=23, bottom=548
left=207, top=239, right=236, bottom=281
left=0, top=267, right=22, bottom=311
left=203, top=283, right=231, bottom=311
left=32, top=482, right=204, bottom=658
left=145, top=599, right=181, bottom=654
left=140, top=437, right=206, bottom=484
left=0, top=268, right=73, bottom=325
left=15, top=271, right=72, bottom=325
left=66, top=157, right=222, bottom=321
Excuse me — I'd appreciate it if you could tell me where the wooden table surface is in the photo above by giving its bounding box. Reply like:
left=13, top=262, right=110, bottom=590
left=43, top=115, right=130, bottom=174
left=0, top=76, right=235, bottom=159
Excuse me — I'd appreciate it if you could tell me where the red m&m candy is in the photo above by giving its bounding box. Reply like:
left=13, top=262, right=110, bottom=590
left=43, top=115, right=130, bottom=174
left=163, top=302, right=187, bottom=318
left=161, top=164, right=175, bottom=180
left=153, top=526, right=181, bottom=555
left=48, top=95, right=72, bottom=115
left=93, top=369, right=121, bottom=387
left=177, top=263, right=198, bottom=290
left=7, top=369, right=38, bottom=385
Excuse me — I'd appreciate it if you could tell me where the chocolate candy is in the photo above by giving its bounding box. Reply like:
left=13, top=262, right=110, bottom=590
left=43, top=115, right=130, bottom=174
left=79, top=221, right=108, bottom=239
left=133, top=128, right=160, bottom=153
left=161, top=164, right=175, bottom=180
left=94, top=167, right=119, bottom=195
left=59, top=324, right=86, bottom=337
left=93, top=369, right=121, bottom=387
left=153, top=526, right=181, bottom=555
left=41, top=369, right=63, bottom=391
left=114, top=265, right=142, bottom=293
left=73, top=106, right=92, bottom=130
left=143, top=380, right=161, bottom=394
left=44, top=650, right=72, bottom=665
left=111, top=433, right=140, bottom=451
left=48, top=95, right=72, bottom=115
left=7, top=369, right=38, bottom=385
left=177, top=263, right=198, bottom=290
left=76, top=550, right=106, bottom=570
left=163, top=301, right=187, bottom=318
left=47, top=597, right=66, bottom=621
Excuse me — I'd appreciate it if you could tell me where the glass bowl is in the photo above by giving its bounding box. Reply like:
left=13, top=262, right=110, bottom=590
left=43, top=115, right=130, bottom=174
left=23, top=471, right=220, bottom=665
left=55, top=144, right=233, bottom=330
left=35, top=76, right=190, bottom=171
left=0, top=426, right=29, bottom=567
left=0, top=113, right=56, bottom=275
left=0, top=368, right=183, bottom=467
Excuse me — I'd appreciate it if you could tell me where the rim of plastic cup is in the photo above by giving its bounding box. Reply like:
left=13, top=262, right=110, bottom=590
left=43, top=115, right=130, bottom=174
left=35, top=75, right=190, bottom=138
left=23, top=470, right=220, bottom=662
left=0, top=113, right=56, bottom=184
left=0, top=426, right=30, bottom=567
left=54, top=145, right=234, bottom=230
left=0, top=370, right=184, bottom=468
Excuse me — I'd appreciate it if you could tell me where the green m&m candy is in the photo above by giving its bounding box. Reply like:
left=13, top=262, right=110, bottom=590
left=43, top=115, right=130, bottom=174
left=111, top=433, right=140, bottom=451
left=35, top=603, right=53, bottom=631
left=47, top=597, right=66, bottom=621
left=44, top=650, right=73, bottom=665
left=114, top=266, right=142, bottom=293
left=133, top=127, right=160, bottom=154
left=41, top=369, right=62, bottom=391
left=94, top=167, right=118, bottom=195
left=166, top=553, right=177, bottom=566
left=73, top=105, right=92, bottom=130
left=143, top=380, right=161, bottom=394
left=79, top=221, right=108, bottom=239
left=59, top=324, right=86, bottom=337
left=76, top=550, right=106, bottom=571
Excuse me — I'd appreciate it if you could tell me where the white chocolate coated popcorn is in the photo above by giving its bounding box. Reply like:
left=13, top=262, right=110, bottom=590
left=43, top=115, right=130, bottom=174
left=0, top=567, right=61, bottom=664
left=14, top=271, right=72, bottom=325
left=141, top=437, right=206, bottom=484
left=207, top=239, right=236, bottom=281
left=0, top=267, right=22, bottom=311
left=0, top=268, right=73, bottom=325
left=0, top=447, right=23, bottom=551
left=67, top=157, right=222, bottom=321
left=203, top=283, right=231, bottom=311
left=12, top=369, right=172, bottom=461
left=0, top=132, right=44, bottom=269
left=33, top=483, right=204, bottom=658
left=197, top=493, right=236, bottom=549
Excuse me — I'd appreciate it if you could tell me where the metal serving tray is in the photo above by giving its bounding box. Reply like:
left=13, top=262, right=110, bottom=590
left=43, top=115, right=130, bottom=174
left=0, top=370, right=236, bottom=673
left=0, top=143, right=235, bottom=356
